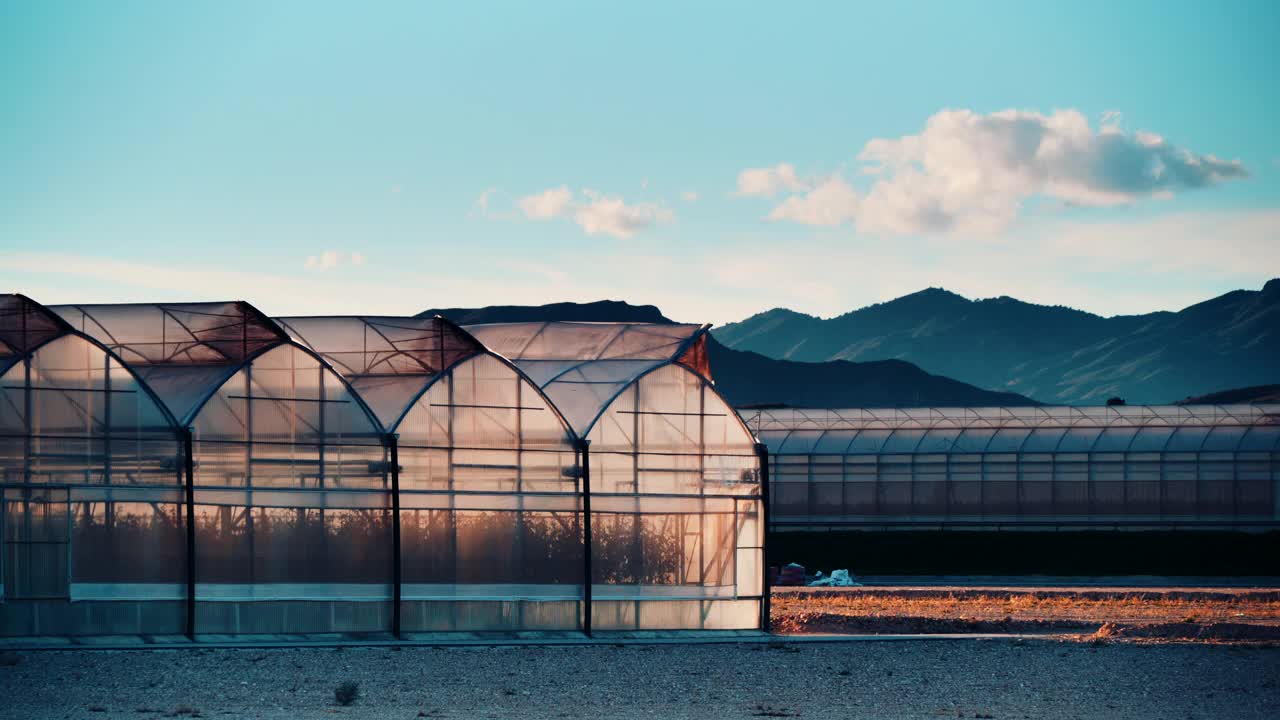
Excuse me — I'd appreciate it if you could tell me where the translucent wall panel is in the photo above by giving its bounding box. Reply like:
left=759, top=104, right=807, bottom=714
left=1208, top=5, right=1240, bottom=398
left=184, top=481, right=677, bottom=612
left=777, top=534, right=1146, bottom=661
left=0, top=334, right=184, bottom=635
left=757, top=405, right=1279, bottom=529
left=395, top=354, right=581, bottom=632
left=189, top=343, right=389, bottom=634
left=587, top=364, right=761, bottom=631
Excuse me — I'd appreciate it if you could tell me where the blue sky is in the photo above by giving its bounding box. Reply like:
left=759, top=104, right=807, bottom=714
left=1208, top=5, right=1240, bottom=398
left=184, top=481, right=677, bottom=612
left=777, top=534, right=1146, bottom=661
left=2, top=1, right=1277, bottom=324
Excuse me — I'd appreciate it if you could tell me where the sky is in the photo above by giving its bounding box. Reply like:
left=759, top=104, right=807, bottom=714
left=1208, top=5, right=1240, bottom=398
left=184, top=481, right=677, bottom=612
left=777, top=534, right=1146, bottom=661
left=2, top=1, right=1278, bottom=325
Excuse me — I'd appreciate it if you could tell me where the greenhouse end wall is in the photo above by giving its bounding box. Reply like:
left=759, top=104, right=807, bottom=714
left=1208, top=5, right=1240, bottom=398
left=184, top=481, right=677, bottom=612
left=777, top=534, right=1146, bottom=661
left=1, top=330, right=187, bottom=637
left=1, top=302, right=765, bottom=638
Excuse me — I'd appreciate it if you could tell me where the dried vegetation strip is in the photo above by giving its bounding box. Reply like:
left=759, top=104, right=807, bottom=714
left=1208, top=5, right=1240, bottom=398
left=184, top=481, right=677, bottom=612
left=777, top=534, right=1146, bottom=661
left=772, top=588, right=1280, bottom=641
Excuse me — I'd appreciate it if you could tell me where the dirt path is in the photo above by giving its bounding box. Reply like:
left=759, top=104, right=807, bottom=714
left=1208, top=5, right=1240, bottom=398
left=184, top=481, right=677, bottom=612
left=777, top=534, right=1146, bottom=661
left=2, top=640, right=1277, bottom=719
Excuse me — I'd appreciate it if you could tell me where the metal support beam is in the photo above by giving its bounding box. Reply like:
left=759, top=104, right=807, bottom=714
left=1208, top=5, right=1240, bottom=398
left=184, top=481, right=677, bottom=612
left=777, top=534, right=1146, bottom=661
left=388, top=434, right=402, bottom=639
left=182, top=428, right=196, bottom=640
left=755, top=442, right=771, bottom=633
left=578, top=438, right=593, bottom=638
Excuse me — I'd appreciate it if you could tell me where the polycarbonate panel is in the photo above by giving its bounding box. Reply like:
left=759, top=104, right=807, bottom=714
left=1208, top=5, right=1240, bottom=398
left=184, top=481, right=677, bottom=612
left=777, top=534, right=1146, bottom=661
left=916, top=428, right=962, bottom=453
left=1, top=331, right=185, bottom=629
left=812, top=430, right=858, bottom=454
left=881, top=429, right=926, bottom=453
left=464, top=321, right=707, bottom=437
left=1202, top=426, right=1249, bottom=452
left=1240, top=426, right=1280, bottom=451
left=186, top=342, right=389, bottom=634
left=468, top=322, right=702, bottom=362
left=394, top=353, right=581, bottom=632
left=1021, top=427, right=1068, bottom=452
left=52, top=302, right=286, bottom=365
left=0, top=295, right=68, bottom=363
left=776, top=430, right=824, bottom=455
left=1057, top=427, right=1104, bottom=452
left=753, top=404, right=1277, bottom=529
left=1129, top=426, right=1176, bottom=452
left=1167, top=427, right=1211, bottom=452
left=276, top=316, right=483, bottom=428
left=1092, top=427, right=1139, bottom=453
left=586, top=363, right=761, bottom=630
left=847, top=429, right=892, bottom=455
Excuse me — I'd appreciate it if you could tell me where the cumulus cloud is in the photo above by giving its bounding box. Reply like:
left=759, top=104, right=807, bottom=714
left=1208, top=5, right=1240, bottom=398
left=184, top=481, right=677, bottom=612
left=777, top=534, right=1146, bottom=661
left=735, top=163, right=809, bottom=197
left=518, top=185, right=574, bottom=219
left=767, top=176, right=859, bottom=227
left=304, top=250, right=366, bottom=271
left=746, top=108, right=1249, bottom=235
left=516, top=186, right=673, bottom=238
left=681, top=190, right=699, bottom=203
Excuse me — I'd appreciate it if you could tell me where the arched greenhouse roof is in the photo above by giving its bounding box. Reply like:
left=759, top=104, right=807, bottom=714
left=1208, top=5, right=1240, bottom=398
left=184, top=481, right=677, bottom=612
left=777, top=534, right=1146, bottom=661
left=0, top=294, right=74, bottom=374
left=276, top=315, right=486, bottom=429
left=745, top=405, right=1280, bottom=456
left=50, top=301, right=293, bottom=425
left=48, top=301, right=383, bottom=433
left=0, top=295, right=181, bottom=431
left=464, top=321, right=713, bottom=437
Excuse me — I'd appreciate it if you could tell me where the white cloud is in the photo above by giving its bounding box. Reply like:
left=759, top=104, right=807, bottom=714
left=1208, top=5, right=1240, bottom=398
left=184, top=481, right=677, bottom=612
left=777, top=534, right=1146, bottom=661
left=470, top=187, right=497, bottom=216
left=681, top=191, right=699, bottom=203
left=744, top=108, right=1249, bottom=235
left=767, top=176, right=860, bottom=227
left=304, top=250, right=366, bottom=271
left=516, top=186, right=674, bottom=238
left=574, top=189, right=674, bottom=238
left=735, top=163, right=809, bottom=197
left=517, top=185, right=574, bottom=219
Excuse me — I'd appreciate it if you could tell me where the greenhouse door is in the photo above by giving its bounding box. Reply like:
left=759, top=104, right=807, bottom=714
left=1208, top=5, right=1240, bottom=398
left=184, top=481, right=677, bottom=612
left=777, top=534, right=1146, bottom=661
left=2, top=487, right=70, bottom=599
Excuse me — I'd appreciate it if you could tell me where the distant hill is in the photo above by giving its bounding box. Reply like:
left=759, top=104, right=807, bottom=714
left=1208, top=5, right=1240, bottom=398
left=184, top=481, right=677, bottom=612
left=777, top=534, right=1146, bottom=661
left=418, top=301, right=1037, bottom=408
left=1175, top=384, right=1280, bottom=405
left=418, top=300, right=669, bottom=325
left=713, top=280, right=1280, bottom=405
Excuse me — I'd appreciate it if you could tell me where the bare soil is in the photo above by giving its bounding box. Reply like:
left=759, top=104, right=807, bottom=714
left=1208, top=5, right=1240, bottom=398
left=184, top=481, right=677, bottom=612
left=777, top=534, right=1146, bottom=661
left=2, top=640, right=1278, bottom=719
left=772, top=587, right=1280, bottom=642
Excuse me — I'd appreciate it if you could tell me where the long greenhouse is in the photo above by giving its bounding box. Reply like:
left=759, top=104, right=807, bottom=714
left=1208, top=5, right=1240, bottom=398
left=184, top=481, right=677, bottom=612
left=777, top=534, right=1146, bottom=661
left=745, top=406, right=1279, bottom=530
left=0, top=296, right=764, bottom=638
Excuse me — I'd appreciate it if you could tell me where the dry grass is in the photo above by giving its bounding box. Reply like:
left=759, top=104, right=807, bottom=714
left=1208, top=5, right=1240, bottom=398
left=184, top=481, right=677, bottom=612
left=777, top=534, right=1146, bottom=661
left=774, top=589, right=1280, bottom=623
left=771, top=588, right=1280, bottom=641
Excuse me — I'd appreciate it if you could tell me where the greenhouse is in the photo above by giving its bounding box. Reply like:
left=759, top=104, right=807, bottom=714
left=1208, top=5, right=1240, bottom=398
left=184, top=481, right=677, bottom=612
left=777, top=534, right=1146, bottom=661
left=276, top=315, right=583, bottom=634
left=0, top=298, right=764, bottom=638
left=745, top=406, right=1280, bottom=530
left=1, top=295, right=185, bottom=637
left=466, top=322, right=764, bottom=632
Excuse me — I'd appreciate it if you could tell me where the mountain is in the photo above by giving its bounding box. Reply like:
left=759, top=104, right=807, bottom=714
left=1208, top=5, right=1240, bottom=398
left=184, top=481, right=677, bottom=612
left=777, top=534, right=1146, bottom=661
left=1176, top=384, right=1280, bottom=405
left=418, top=300, right=669, bottom=325
left=714, top=280, right=1280, bottom=405
left=418, top=301, right=1037, bottom=408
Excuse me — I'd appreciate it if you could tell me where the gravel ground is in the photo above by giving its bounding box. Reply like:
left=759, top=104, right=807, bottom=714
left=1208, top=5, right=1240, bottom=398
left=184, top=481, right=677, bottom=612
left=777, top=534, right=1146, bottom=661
left=1, top=640, right=1278, bottom=719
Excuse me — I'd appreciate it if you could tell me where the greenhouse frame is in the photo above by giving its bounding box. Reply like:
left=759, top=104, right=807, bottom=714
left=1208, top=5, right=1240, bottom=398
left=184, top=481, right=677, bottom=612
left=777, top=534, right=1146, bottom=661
left=0, top=296, right=765, bottom=639
left=745, top=406, right=1280, bottom=530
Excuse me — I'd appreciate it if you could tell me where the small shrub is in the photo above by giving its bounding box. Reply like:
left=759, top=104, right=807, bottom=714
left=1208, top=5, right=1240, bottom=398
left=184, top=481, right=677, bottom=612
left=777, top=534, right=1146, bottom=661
left=334, top=680, right=360, bottom=706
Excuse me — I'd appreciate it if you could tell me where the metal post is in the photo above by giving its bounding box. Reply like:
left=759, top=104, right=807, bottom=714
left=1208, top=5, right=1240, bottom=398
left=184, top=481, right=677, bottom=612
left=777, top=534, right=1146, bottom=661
left=388, top=434, right=402, bottom=639
left=183, top=428, right=197, bottom=639
left=755, top=442, right=771, bottom=633
left=579, top=439, right=593, bottom=637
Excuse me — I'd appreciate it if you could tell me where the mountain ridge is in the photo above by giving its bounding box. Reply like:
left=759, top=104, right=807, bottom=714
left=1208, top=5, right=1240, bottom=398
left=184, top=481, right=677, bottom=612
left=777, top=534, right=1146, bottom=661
left=417, top=301, right=1038, bottom=408
left=714, top=280, right=1280, bottom=405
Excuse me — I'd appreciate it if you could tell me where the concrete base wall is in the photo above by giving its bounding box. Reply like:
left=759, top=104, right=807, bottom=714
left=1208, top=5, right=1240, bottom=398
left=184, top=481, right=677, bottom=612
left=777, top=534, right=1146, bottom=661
left=1, top=600, right=185, bottom=637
